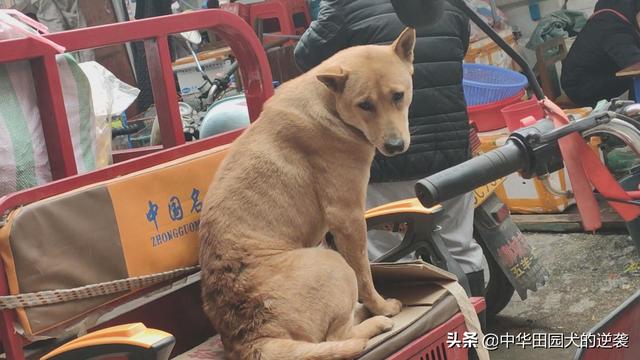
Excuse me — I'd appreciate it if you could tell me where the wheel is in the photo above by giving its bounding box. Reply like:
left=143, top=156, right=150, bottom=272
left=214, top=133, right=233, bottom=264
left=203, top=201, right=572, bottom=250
left=479, top=239, right=515, bottom=318
left=367, top=212, right=516, bottom=316
left=583, top=119, right=640, bottom=252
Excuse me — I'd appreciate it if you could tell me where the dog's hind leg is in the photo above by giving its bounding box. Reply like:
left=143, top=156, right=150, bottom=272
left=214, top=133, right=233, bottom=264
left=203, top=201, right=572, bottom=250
left=238, top=248, right=393, bottom=359
left=349, top=316, right=394, bottom=339
left=327, top=312, right=393, bottom=342
left=353, top=303, right=371, bottom=324
left=252, top=338, right=368, bottom=360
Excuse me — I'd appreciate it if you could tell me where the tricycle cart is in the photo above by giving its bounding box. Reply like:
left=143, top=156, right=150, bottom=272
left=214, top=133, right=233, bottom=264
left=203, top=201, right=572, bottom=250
left=0, top=8, right=485, bottom=360
left=575, top=289, right=640, bottom=360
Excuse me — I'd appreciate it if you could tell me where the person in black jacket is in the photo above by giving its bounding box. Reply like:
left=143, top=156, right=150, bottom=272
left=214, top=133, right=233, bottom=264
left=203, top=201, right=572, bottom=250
left=561, top=0, right=640, bottom=106
left=294, top=0, right=485, bottom=295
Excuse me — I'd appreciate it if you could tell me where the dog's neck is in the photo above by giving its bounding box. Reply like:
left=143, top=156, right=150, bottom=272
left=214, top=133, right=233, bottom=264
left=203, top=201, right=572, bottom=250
left=269, top=77, right=374, bottom=159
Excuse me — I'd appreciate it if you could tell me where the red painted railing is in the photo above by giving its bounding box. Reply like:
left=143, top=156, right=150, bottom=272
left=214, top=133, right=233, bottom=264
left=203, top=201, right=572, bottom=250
left=0, top=10, right=273, bottom=359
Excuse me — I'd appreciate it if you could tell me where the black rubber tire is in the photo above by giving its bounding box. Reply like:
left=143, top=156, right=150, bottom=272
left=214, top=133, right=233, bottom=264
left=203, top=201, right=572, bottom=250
left=480, top=240, right=515, bottom=318
left=617, top=172, right=640, bottom=253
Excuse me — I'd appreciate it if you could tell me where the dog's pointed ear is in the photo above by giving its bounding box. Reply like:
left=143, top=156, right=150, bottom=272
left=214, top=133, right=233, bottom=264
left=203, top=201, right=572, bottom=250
left=392, top=27, right=416, bottom=65
left=317, top=66, right=348, bottom=93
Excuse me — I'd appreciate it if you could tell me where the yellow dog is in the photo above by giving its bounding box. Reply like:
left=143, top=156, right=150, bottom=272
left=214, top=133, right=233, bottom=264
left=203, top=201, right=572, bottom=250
left=199, top=28, right=416, bottom=360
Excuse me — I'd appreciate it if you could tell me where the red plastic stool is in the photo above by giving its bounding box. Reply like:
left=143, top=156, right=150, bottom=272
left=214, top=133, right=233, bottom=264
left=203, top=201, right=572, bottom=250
left=220, top=2, right=251, bottom=23
left=267, top=0, right=311, bottom=33
left=222, top=0, right=311, bottom=46
left=250, top=1, right=295, bottom=34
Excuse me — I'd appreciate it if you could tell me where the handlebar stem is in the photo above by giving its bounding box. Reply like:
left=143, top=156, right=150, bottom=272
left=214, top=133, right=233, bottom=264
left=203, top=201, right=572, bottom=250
left=509, top=118, right=563, bottom=178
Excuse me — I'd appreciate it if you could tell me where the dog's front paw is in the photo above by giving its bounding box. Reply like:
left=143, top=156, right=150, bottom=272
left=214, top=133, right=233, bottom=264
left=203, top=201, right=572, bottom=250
left=372, top=315, right=394, bottom=332
left=383, top=298, right=403, bottom=316
left=371, top=298, right=402, bottom=317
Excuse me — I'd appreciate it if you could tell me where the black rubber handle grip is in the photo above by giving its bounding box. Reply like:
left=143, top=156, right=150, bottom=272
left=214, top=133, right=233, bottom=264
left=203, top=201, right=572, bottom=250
left=111, top=122, right=144, bottom=138
left=415, top=140, right=526, bottom=207
left=224, top=61, right=239, bottom=79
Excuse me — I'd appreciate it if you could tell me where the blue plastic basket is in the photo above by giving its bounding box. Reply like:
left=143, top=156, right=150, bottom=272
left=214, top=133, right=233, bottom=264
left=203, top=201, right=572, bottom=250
left=463, top=64, right=528, bottom=106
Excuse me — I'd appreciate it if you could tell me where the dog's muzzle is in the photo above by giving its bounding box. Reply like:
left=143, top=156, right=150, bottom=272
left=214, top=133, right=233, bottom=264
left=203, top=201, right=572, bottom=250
left=383, top=138, right=405, bottom=155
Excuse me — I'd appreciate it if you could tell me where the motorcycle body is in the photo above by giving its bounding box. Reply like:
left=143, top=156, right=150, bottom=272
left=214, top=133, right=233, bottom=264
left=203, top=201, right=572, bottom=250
left=473, top=189, right=548, bottom=315
left=199, top=94, right=250, bottom=139
left=415, top=99, right=640, bottom=294
left=150, top=30, right=243, bottom=145
left=164, top=32, right=287, bottom=143
left=365, top=179, right=548, bottom=317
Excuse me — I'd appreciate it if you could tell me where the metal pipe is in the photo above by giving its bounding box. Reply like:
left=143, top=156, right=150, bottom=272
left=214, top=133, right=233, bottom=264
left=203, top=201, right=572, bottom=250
left=262, top=34, right=302, bottom=40
left=583, top=118, right=640, bottom=157
left=539, top=173, right=573, bottom=198
left=623, top=104, right=640, bottom=117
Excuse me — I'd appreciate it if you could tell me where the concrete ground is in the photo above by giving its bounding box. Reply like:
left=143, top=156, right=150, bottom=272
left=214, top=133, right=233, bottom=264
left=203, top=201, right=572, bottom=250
left=487, top=232, right=640, bottom=359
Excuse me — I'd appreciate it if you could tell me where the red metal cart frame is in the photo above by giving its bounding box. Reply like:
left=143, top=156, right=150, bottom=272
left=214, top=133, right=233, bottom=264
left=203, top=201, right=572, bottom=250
left=0, top=9, right=274, bottom=214
left=0, top=10, right=273, bottom=359
left=0, top=9, right=274, bottom=180
left=0, top=9, right=486, bottom=360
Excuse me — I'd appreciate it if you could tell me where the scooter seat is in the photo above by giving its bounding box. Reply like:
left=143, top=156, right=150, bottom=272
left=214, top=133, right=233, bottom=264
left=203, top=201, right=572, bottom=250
left=175, top=294, right=461, bottom=359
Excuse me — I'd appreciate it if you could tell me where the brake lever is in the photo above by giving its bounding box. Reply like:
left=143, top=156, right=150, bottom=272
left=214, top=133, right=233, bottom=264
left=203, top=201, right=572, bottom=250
left=611, top=99, right=635, bottom=112
left=536, top=111, right=614, bottom=144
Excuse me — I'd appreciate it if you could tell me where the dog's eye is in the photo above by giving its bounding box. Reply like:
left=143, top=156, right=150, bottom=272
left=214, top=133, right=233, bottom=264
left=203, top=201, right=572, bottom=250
left=392, top=92, right=404, bottom=102
left=358, top=101, right=374, bottom=112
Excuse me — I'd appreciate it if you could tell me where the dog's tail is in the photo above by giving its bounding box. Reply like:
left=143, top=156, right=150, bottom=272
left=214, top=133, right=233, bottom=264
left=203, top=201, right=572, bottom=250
left=252, top=337, right=368, bottom=360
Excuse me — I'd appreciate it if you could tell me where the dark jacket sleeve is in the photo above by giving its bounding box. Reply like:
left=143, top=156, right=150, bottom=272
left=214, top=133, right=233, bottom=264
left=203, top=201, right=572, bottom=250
left=601, top=21, right=640, bottom=69
left=293, top=0, right=349, bottom=71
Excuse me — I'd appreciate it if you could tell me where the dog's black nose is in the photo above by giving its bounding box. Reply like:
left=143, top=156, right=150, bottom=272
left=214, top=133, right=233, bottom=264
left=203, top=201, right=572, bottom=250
left=384, top=138, right=405, bottom=154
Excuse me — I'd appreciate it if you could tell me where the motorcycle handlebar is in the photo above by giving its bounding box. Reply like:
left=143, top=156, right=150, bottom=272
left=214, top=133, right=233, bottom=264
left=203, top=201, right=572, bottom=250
left=112, top=122, right=144, bottom=138
left=415, top=140, right=528, bottom=207
left=224, top=60, right=239, bottom=80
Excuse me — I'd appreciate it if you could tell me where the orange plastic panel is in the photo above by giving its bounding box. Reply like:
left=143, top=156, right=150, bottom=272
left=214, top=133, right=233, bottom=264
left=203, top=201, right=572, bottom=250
left=41, top=323, right=173, bottom=359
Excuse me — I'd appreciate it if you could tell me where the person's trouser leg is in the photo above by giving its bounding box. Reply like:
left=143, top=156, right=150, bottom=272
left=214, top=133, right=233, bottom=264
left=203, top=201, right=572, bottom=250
left=435, top=192, right=485, bottom=296
left=435, top=192, right=484, bottom=273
